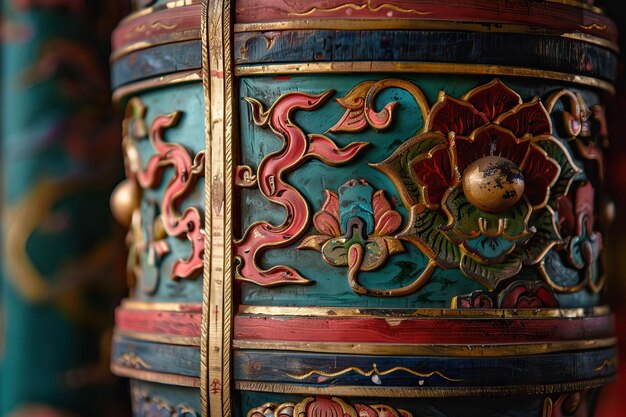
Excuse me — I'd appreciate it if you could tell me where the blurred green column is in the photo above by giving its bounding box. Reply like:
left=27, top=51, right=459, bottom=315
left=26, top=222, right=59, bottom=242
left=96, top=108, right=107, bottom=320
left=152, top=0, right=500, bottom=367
left=1, top=1, right=129, bottom=415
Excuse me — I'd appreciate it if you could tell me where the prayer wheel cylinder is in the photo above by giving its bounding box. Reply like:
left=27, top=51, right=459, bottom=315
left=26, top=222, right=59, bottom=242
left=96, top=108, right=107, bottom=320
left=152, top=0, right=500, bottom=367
left=110, top=1, right=619, bottom=416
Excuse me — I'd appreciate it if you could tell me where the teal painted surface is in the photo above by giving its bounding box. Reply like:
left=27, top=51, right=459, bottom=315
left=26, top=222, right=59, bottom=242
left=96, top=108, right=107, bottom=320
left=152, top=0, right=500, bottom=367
left=238, top=74, right=601, bottom=308
left=129, top=81, right=206, bottom=303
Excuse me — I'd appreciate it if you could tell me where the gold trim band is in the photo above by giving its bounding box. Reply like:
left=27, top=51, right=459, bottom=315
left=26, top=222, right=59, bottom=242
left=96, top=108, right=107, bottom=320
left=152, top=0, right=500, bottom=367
left=121, top=0, right=202, bottom=25
left=110, top=364, right=201, bottom=387
left=115, top=330, right=200, bottom=346
left=232, top=337, right=616, bottom=357
left=121, top=299, right=202, bottom=312
left=235, top=376, right=615, bottom=397
left=238, top=305, right=610, bottom=318
left=112, top=70, right=202, bottom=103
left=233, top=21, right=617, bottom=52
left=234, top=62, right=615, bottom=94
left=546, top=0, right=604, bottom=14
left=111, top=30, right=201, bottom=61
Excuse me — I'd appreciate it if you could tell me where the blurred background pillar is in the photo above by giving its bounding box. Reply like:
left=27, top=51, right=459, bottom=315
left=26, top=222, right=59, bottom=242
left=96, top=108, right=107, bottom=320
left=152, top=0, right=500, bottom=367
left=1, top=1, right=130, bottom=415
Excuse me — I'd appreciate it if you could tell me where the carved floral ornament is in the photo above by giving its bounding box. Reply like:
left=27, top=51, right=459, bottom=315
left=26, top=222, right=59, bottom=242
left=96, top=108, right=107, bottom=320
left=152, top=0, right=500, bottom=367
left=111, top=97, right=205, bottom=294
left=248, top=397, right=413, bottom=417
left=236, top=78, right=606, bottom=298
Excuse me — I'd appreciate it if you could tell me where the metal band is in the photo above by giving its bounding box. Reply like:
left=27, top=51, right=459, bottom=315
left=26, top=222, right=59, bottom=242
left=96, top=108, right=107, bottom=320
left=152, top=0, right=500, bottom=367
left=201, top=0, right=235, bottom=415
left=121, top=299, right=203, bottom=312
left=238, top=305, right=610, bottom=318
left=234, top=62, right=616, bottom=94
left=110, top=364, right=201, bottom=387
left=111, top=29, right=202, bottom=61
left=119, top=0, right=202, bottom=25
left=112, top=70, right=202, bottom=103
left=546, top=0, right=604, bottom=14
left=115, top=330, right=200, bottom=346
left=234, top=376, right=615, bottom=398
left=232, top=337, right=617, bottom=357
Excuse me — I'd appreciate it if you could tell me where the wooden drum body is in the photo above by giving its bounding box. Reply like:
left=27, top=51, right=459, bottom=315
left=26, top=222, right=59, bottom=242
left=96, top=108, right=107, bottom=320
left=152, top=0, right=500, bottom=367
left=110, top=1, right=619, bottom=416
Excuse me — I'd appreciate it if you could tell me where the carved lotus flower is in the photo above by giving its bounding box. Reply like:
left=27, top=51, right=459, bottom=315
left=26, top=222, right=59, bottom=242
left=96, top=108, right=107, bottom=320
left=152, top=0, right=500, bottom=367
left=298, top=179, right=404, bottom=273
left=374, top=79, right=581, bottom=290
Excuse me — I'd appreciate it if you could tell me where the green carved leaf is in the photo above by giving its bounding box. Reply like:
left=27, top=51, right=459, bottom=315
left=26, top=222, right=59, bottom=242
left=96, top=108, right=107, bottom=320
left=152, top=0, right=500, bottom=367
left=398, top=205, right=461, bottom=268
left=460, top=250, right=523, bottom=290
left=523, top=207, right=563, bottom=265
left=535, top=137, right=583, bottom=205
left=372, top=132, right=446, bottom=207
left=442, top=186, right=531, bottom=242
left=321, top=238, right=349, bottom=267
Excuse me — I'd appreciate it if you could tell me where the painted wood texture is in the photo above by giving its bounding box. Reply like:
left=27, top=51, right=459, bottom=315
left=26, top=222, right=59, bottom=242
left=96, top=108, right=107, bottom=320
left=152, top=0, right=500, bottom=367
left=131, top=380, right=201, bottom=417
left=233, top=315, right=613, bottom=344
left=113, top=3, right=202, bottom=49
left=234, top=0, right=617, bottom=43
left=112, top=335, right=201, bottom=377
left=235, top=30, right=617, bottom=82
left=239, top=390, right=602, bottom=417
left=234, top=348, right=617, bottom=387
left=237, top=74, right=602, bottom=309
left=115, top=307, right=202, bottom=337
left=111, top=39, right=201, bottom=88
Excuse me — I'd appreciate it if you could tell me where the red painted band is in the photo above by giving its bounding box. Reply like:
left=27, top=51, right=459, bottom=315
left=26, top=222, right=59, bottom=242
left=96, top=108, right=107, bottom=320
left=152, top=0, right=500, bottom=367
left=233, top=314, right=614, bottom=344
left=112, top=4, right=202, bottom=50
left=115, top=307, right=202, bottom=337
left=234, top=0, right=617, bottom=43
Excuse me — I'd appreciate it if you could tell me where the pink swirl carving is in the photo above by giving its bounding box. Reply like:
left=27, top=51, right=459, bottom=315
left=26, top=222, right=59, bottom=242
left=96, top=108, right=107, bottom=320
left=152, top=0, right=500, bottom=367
left=137, top=112, right=205, bottom=279
left=235, top=91, right=368, bottom=286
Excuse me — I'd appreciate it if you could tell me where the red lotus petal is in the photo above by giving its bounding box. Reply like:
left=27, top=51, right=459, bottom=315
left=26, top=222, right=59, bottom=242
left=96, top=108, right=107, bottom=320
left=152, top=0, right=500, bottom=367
left=534, top=287, right=560, bottom=307
left=464, top=79, right=522, bottom=121
left=556, top=194, right=576, bottom=235
left=497, top=100, right=552, bottom=137
left=313, top=211, right=341, bottom=237
left=320, top=190, right=340, bottom=221
left=372, top=189, right=392, bottom=219
left=411, top=145, right=453, bottom=206
left=457, top=125, right=530, bottom=173
left=374, top=210, right=402, bottom=236
left=522, top=146, right=560, bottom=207
left=575, top=181, right=595, bottom=236
left=354, top=404, right=378, bottom=417
left=427, top=95, right=488, bottom=136
left=306, top=398, right=347, bottom=417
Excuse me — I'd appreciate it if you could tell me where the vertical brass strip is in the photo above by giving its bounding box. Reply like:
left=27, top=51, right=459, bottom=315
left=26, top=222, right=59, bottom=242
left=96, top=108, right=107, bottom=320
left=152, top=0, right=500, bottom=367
left=200, top=2, right=210, bottom=415
left=201, top=0, right=234, bottom=416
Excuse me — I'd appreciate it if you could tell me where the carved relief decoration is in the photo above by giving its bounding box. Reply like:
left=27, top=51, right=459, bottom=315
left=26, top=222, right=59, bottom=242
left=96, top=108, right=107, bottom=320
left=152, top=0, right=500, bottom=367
left=113, top=97, right=205, bottom=294
left=238, top=79, right=607, bottom=297
left=234, top=91, right=368, bottom=287
left=247, top=397, right=413, bottom=417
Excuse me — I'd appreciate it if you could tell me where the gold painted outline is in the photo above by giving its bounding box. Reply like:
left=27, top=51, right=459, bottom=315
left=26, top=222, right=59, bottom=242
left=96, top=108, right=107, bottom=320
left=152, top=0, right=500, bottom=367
left=115, top=330, right=200, bottom=346
left=232, top=337, right=616, bottom=357
left=234, top=62, right=615, bottom=94
left=120, top=0, right=202, bottom=25
left=201, top=0, right=235, bottom=416
left=546, top=0, right=604, bottom=14
left=285, top=363, right=462, bottom=382
left=233, top=21, right=618, bottom=52
left=121, top=299, right=203, bottom=312
left=235, top=376, right=615, bottom=397
left=238, top=304, right=610, bottom=318
left=110, top=363, right=201, bottom=387
left=112, top=70, right=202, bottom=103
left=111, top=29, right=202, bottom=61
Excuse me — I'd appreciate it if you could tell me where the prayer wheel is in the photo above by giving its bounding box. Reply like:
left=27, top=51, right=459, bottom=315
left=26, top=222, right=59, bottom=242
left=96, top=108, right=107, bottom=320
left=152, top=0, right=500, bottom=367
left=109, top=1, right=619, bottom=416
